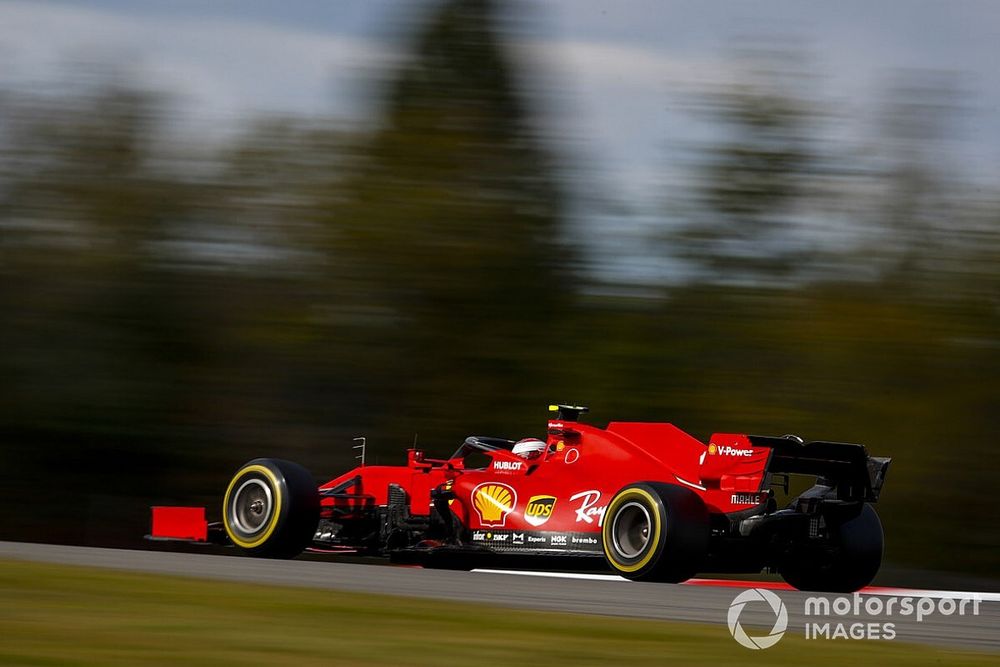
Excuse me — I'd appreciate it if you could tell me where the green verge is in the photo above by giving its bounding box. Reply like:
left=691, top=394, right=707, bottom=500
left=0, top=560, right=994, bottom=667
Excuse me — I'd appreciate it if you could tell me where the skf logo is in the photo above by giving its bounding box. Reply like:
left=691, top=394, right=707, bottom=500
left=493, top=460, right=524, bottom=472
left=471, top=483, right=517, bottom=527
left=524, top=495, right=557, bottom=527
left=710, top=443, right=753, bottom=457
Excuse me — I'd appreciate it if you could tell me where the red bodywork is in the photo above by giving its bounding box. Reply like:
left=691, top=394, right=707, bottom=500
left=317, top=419, right=770, bottom=538
left=149, top=406, right=890, bottom=586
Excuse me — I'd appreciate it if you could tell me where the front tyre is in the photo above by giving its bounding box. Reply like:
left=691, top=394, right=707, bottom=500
left=602, top=482, right=708, bottom=583
left=779, top=504, right=884, bottom=592
left=223, top=458, right=320, bottom=558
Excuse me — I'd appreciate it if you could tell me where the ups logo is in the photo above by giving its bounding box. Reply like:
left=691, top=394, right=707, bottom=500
left=524, top=495, right=556, bottom=527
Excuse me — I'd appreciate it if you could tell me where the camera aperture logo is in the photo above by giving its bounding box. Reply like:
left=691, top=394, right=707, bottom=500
left=727, top=588, right=788, bottom=649
left=726, top=587, right=982, bottom=648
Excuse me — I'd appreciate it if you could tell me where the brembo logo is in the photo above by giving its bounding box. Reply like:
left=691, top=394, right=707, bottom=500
left=710, top=443, right=753, bottom=457
left=471, top=483, right=517, bottom=527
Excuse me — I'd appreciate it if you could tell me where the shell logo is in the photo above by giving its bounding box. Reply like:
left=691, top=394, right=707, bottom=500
left=708, top=443, right=718, bottom=455
left=471, top=483, right=517, bottom=527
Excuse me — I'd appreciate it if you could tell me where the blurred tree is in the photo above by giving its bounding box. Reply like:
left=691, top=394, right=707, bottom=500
left=669, top=50, right=820, bottom=284
left=0, top=83, right=190, bottom=431
left=0, top=18, right=997, bottom=580
left=0, top=82, right=209, bottom=542
left=327, top=0, right=577, bottom=443
left=653, top=58, right=1000, bottom=574
left=865, top=74, right=991, bottom=298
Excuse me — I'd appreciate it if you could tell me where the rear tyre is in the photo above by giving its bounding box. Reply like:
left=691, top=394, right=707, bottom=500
left=222, top=458, right=320, bottom=558
left=602, top=482, right=709, bottom=583
left=779, top=504, right=884, bottom=592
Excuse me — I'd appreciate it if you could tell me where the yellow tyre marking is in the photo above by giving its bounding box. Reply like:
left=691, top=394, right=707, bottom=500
left=602, top=487, right=662, bottom=574
left=223, top=464, right=283, bottom=549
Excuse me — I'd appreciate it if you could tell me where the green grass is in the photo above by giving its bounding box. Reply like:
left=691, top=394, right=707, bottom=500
left=0, top=560, right=994, bottom=667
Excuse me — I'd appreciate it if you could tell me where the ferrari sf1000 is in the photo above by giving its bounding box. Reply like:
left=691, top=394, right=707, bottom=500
left=150, top=405, right=891, bottom=592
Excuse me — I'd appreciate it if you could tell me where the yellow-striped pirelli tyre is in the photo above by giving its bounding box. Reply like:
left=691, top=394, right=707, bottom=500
left=602, top=482, right=709, bottom=583
left=223, top=458, right=320, bottom=558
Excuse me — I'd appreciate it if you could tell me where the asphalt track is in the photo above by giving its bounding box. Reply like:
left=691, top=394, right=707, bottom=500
left=1, top=541, right=998, bottom=652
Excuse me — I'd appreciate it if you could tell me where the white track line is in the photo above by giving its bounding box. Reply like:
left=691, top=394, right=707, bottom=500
left=471, top=569, right=1000, bottom=601
left=869, top=588, right=1000, bottom=602
left=474, top=569, right=623, bottom=582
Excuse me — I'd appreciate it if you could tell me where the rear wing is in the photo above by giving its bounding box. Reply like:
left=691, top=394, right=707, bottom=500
left=749, top=436, right=891, bottom=503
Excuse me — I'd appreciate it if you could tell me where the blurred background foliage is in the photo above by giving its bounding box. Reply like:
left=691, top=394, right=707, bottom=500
left=1, top=0, right=997, bottom=578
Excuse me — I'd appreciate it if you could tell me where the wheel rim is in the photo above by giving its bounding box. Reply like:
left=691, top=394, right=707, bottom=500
left=612, top=501, right=651, bottom=559
left=230, top=478, right=274, bottom=535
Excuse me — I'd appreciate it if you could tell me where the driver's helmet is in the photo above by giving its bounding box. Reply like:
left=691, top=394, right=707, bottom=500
left=511, top=438, right=546, bottom=459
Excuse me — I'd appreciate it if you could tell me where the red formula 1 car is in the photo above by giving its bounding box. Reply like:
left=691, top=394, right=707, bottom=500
left=150, top=405, right=891, bottom=592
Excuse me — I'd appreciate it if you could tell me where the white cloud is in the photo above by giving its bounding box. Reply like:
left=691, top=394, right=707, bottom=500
left=2, top=0, right=993, bottom=200
left=519, top=38, right=730, bottom=199
left=0, top=0, right=392, bottom=123
left=0, top=0, right=712, bottom=195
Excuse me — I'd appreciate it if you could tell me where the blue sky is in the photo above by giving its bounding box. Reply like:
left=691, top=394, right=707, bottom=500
left=2, top=1, right=998, bottom=281
left=3, top=1, right=997, bottom=188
